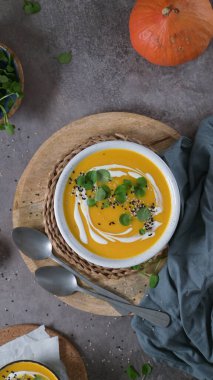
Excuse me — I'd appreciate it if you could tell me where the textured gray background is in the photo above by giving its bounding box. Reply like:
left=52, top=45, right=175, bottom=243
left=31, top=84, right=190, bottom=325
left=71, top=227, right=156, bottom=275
left=1, top=0, right=212, bottom=379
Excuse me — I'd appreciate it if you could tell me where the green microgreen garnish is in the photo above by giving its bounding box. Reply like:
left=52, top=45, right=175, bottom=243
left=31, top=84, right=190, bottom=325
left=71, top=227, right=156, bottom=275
left=95, top=187, right=107, bottom=201
left=76, top=175, right=85, bottom=187
left=137, top=206, right=151, bottom=222
left=134, top=185, right=146, bottom=198
left=141, top=363, right=153, bottom=376
left=126, top=362, right=153, bottom=379
left=126, top=365, right=140, bottom=380
left=101, top=184, right=111, bottom=198
left=134, top=177, right=147, bottom=198
left=0, top=49, right=23, bottom=135
left=87, top=198, right=96, bottom=207
left=123, top=179, right=132, bottom=188
left=114, top=183, right=128, bottom=204
left=56, top=51, right=72, bottom=64
left=119, top=213, right=131, bottom=226
left=149, top=274, right=159, bottom=288
left=102, top=199, right=110, bottom=208
left=86, top=170, right=97, bottom=184
left=23, top=0, right=41, bottom=14
left=97, top=169, right=111, bottom=182
left=76, top=169, right=111, bottom=192
left=131, top=264, right=143, bottom=270
left=137, top=176, right=147, bottom=187
left=139, top=228, right=146, bottom=235
left=83, top=180, right=93, bottom=190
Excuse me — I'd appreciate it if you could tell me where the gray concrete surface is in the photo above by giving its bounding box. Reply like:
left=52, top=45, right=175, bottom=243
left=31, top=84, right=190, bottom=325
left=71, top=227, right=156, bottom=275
left=1, top=0, right=212, bottom=379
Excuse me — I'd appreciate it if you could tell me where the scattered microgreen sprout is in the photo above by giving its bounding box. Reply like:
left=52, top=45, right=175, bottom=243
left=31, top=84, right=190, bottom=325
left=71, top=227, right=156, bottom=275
left=141, top=363, right=153, bottom=376
left=97, top=168, right=111, bottom=182
left=126, top=365, right=140, bottom=380
left=86, top=170, right=97, bottom=184
left=119, top=213, right=131, bottom=226
left=131, top=264, right=143, bottom=270
left=149, top=273, right=159, bottom=288
left=95, top=187, right=107, bottom=201
left=137, top=207, right=151, bottom=222
left=126, top=362, right=153, bottom=379
left=139, top=228, right=146, bottom=235
left=101, top=184, right=111, bottom=197
left=0, top=49, right=23, bottom=135
left=137, top=177, right=147, bottom=187
left=23, top=0, right=41, bottom=14
left=56, top=51, right=72, bottom=64
left=87, top=198, right=96, bottom=207
left=102, top=199, right=110, bottom=208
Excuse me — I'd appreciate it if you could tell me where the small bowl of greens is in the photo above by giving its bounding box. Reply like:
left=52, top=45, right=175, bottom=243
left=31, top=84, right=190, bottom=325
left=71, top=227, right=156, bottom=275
left=0, top=43, right=24, bottom=135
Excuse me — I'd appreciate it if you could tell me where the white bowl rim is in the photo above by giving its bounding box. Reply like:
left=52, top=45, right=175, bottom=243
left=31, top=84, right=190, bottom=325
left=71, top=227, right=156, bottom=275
left=54, top=140, right=180, bottom=268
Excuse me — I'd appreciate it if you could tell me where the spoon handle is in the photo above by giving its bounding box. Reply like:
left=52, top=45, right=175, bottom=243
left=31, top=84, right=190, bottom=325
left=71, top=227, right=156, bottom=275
left=52, top=254, right=130, bottom=314
left=77, top=286, right=170, bottom=327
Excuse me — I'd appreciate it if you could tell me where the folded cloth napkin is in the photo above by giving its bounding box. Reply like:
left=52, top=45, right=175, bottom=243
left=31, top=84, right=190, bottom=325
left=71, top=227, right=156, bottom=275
left=0, top=325, right=68, bottom=379
left=132, top=116, right=213, bottom=380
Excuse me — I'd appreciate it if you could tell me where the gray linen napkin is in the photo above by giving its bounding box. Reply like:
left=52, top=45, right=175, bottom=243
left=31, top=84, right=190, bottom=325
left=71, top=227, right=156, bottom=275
left=131, top=116, right=213, bottom=380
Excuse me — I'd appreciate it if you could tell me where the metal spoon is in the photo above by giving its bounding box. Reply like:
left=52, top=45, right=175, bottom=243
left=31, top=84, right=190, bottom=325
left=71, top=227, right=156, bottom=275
left=36, top=266, right=170, bottom=327
left=12, top=226, right=130, bottom=314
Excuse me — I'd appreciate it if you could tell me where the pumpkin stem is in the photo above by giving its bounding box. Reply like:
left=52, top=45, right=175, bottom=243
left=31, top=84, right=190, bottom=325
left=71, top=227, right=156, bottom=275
left=162, top=6, right=179, bottom=16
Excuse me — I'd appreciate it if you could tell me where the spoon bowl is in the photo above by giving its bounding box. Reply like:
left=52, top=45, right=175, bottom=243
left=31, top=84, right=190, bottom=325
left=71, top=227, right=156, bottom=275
left=12, top=227, right=52, bottom=260
left=36, top=266, right=77, bottom=296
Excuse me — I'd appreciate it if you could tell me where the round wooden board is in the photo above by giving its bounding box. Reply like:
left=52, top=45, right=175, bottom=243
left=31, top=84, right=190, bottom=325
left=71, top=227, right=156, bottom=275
left=13, top=112, right=180, bottom=316
left=0, top=324, right=87, bottom=380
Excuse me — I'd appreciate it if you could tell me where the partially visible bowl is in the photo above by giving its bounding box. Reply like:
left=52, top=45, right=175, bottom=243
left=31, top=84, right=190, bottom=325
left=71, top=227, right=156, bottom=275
left=0, top=43, right=24, bottom=122
left=0, top=360, right=59, bottom=379
left=54, top=140, right=180, bottom=268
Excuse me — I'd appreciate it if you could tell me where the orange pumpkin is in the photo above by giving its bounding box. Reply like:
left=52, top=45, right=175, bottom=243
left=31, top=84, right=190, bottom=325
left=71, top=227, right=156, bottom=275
left=129, top=0, right=213, bottom=66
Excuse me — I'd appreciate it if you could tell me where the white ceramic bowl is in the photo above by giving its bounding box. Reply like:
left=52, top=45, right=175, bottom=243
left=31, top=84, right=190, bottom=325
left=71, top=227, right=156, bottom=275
left=54, top=141, right=180, bottom=268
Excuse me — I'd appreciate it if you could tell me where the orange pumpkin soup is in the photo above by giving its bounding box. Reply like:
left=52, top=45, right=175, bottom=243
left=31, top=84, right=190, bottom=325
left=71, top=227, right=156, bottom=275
left=63, top=149, right=171, bottom=259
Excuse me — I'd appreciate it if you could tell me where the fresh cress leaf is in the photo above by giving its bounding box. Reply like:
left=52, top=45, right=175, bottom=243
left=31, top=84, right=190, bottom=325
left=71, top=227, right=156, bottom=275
left=123, top=179, right=132, bottom=188
left=141, top=363, right=153, bottom=375
left=97, top=169, right=111, bottom=182
left=139, top=228, right=146, bottom=235
left=87, top=198, right=96, bottom=207
left=86, top=170, right=97, bottom=184
left=126, top=364, right=140, bottom=380
left=23, top=0, right=41, bottom=14
left=10, top=81, right=22, bottom=93
left=115, top=184, right=127, bottom=194
left=56, top=51, right=72, bottom=64
left=84, top=180, right=93, bottom=190
left=101, top=185, right=111, bottom=198
left=0, top=75, right=8, bottom=83
left=137, top=207, right=151, bottom=222
left=5, top=123, right=15, bottom=135
left=119, top=213, right=131, bottom=226
left=76, top=175, right=85, bottom=187
left=0, top=50, right=8, bottom=63
left=137, top=177, right=147, bottom=187
left=102, top=199, right=110, bottom=208
left=6, top=65, right=14, bottom=73
left=7, top=97, right=15, bottom=110
left=131, top=264, right=142, bottom=270
left=116, top=192, right=126, bottom=204
left=95, top=187, right=106, bottom=201
left=149, top=274, right=159, bottom=288
left=134, top=185, right=146, bottom=198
